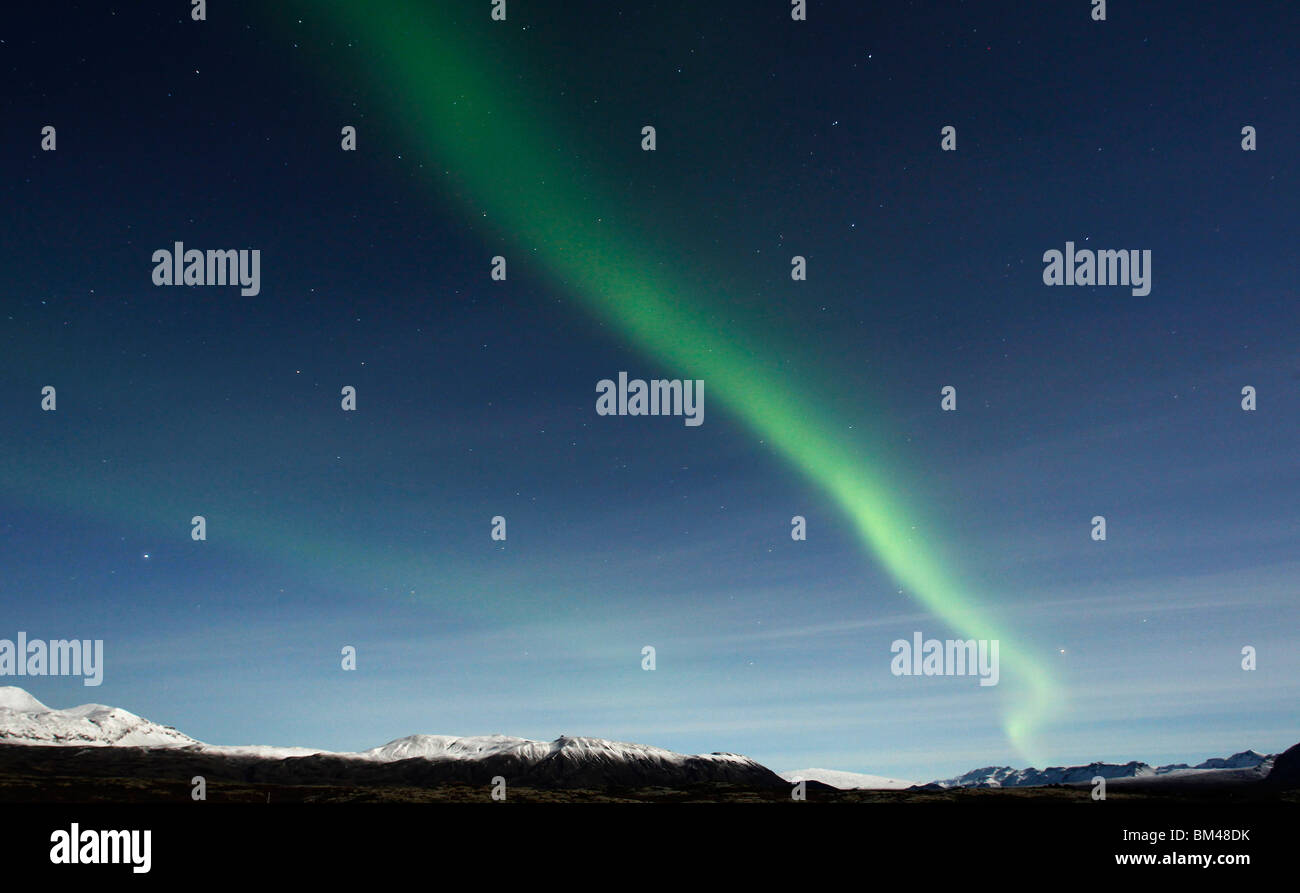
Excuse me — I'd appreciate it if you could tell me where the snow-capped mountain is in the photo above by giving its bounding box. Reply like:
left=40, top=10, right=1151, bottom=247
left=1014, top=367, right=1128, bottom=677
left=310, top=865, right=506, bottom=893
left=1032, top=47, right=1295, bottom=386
left=780, top=768, right=915, bottom=790
left=0, top=686, right=199, bottom=748
left=0, top=687, right=783, bottom=788
left=0, top=688, right=47, bottom=713
left=1186, top=750, right=1274, bottom=771
left=352, top=732, right=776, bottom=786
left=361, top=733, right=551, bottom=762
left=365, top=731, right=753, bottom=766
left=925, top=750, right=1276, bottom=789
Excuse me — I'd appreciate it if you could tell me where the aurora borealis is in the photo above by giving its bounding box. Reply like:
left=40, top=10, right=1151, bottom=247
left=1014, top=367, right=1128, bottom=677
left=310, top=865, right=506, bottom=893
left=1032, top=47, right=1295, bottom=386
left=1, top=0, right=1296, bottom=782
left=302, top=0, right=1068, bottom=758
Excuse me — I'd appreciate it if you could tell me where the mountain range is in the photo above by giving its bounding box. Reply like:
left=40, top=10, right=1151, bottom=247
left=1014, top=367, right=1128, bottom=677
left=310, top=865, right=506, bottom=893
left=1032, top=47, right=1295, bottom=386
left=1, top=686, right=1292, bottom=791
left=921, top=751, right=1276, bottom=789
left=0, top=686, right=782, bottom=789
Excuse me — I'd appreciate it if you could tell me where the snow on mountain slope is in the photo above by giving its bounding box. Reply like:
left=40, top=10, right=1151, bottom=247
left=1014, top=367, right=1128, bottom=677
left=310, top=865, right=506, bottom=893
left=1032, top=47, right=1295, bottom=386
left=361, top=732, right=765, bottom=772
left=1191, top=750, right=1272, bottom=771
left=0, top=687, right=50, bottom=713
left=0, top=686, right=198, bottom=748
left=200, top=744, right=333, bottom=759
left=502, top=735, right=782, bottom=787
left=929, top=763, right=1154, bottom=788
left=781, top=768, right=915, bottom=790
left=1109, top=753, right=1275, bottom=787
left=927, top=750, right=1277, bottom=789
left=530, top=735, right=748, bottom=767
left=0, top=687, right=776, bottom=783
left=361, top=734, right=549, bottom=762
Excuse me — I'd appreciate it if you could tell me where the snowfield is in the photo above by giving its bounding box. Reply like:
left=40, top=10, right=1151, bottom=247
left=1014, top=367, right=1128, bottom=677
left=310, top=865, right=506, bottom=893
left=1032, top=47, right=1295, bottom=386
left=780, top=768, right=916, bottom=790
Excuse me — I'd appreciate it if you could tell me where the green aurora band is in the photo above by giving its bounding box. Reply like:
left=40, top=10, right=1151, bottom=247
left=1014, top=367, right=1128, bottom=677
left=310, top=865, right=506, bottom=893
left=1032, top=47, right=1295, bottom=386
left=307, top=0, right=1062, bottom=759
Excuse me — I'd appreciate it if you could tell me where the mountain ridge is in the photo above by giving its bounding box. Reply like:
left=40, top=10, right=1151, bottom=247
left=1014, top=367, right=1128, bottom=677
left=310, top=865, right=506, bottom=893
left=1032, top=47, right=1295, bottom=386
left=1, top=687, right=1290, bottom=791
left=920, top=750, right=1277, bottom=789
left=0, top=686, right=782, bottom=789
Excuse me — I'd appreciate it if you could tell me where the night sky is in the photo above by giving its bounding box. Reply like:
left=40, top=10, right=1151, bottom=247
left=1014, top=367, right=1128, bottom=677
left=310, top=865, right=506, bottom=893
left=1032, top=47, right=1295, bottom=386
left=2, top=1, right=1297, bottom=781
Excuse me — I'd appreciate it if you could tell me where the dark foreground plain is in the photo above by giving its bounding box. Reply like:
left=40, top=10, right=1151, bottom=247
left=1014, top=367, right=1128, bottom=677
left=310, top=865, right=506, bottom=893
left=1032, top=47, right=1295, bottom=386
left=7, top=776, right=1300, bottom=804
left=3, top=742, right=1292, bottom=881
left=2, top=742, right=1296, bottom=804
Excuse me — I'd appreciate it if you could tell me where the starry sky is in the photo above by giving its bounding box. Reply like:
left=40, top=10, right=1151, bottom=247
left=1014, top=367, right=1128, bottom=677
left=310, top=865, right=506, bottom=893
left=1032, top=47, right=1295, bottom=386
left=1, top=1, right=1297, bottom=781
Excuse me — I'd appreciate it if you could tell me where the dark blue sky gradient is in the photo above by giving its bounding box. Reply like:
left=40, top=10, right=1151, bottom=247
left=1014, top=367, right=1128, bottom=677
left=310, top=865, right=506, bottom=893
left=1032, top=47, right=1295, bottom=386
left=0, top=1, right=1296, bottom=779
